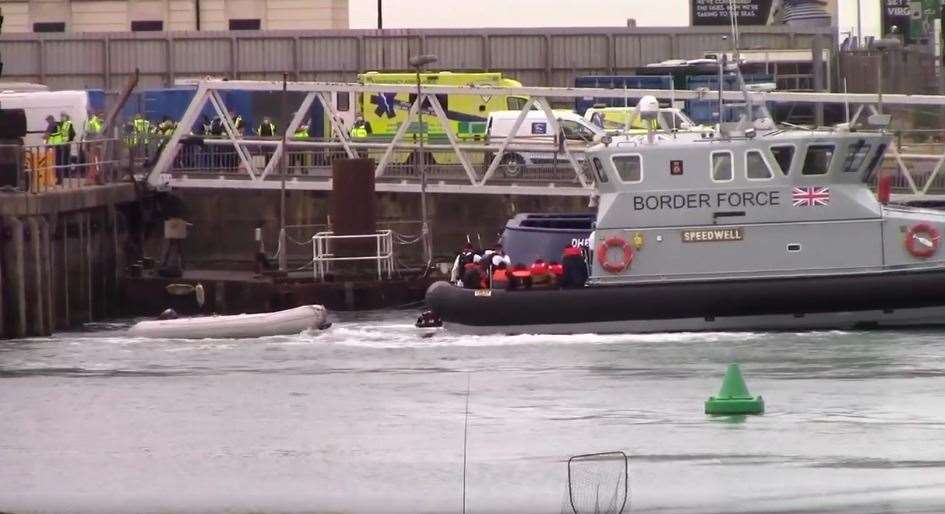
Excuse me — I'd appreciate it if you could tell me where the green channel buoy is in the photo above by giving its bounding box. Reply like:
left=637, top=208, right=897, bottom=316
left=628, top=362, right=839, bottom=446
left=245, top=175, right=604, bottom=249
left=705, top=363, right=765, bottom=415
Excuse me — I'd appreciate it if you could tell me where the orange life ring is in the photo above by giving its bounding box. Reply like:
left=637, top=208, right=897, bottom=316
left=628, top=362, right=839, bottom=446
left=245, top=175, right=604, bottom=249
left=905, top=223, right=940, bottom=259
left=597, top=236, right=633, bottom=273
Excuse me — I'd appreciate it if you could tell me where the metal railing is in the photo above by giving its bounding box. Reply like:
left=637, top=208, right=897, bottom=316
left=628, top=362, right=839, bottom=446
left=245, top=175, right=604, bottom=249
left=6, top=138, right=126, bottom=194
left=170, top=141, right=591, bottom=185
left=148, top=78, right=945, bottom=198
left=312, top=230, right=394, bottom=281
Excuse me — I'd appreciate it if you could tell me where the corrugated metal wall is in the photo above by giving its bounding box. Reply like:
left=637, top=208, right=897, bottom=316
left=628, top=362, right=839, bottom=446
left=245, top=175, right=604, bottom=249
left=0, top=26, right=833, bottom=91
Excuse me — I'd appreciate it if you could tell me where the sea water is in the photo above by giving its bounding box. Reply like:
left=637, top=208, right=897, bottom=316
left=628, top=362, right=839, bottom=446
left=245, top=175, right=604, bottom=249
left=2, top=310, right=945, bottom=513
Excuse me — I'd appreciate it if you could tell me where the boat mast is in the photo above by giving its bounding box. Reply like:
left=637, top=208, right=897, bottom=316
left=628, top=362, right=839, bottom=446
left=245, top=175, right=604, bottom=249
left=727, top=0, right=753, bottom=131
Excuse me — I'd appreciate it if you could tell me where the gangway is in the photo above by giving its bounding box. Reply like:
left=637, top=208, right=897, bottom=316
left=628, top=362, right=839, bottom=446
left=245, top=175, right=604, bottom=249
left=148, top=79, right=945, bottom=199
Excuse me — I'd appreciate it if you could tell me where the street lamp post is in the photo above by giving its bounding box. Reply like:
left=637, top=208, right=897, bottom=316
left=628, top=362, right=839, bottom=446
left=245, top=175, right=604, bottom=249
left=409, top=54, right=437, bottom=272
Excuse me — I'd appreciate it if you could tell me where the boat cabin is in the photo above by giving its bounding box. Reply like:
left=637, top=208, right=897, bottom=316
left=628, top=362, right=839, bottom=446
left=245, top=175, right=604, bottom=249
left=586, top=127, right=945, bottom=284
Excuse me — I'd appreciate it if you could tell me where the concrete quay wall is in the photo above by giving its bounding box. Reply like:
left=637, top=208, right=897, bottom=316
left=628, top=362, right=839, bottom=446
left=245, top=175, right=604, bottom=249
left=166, top=188, right=591, bottom=267
left=0, top=184, right=137, bottom=338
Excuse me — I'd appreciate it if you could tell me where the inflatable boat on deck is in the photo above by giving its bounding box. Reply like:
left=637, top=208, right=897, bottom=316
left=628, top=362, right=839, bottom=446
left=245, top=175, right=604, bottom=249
left=128, top=305, right=329, bottom=339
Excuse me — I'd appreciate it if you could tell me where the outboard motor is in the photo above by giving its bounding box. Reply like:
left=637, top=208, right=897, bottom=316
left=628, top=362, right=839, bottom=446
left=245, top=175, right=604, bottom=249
left=416, top=310, right=443, bottom=328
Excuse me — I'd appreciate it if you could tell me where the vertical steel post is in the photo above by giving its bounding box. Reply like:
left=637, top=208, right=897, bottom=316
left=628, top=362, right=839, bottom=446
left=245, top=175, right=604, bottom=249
left=279, top=73, right=288, bottom=272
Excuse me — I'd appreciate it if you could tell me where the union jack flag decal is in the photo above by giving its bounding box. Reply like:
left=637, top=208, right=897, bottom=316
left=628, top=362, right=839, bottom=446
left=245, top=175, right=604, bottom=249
left=792, top=186, right=830, bottom=207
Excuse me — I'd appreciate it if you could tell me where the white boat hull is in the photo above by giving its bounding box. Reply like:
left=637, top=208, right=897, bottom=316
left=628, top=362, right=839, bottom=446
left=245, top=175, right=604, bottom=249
left=127, top=305, right=328, bottom=339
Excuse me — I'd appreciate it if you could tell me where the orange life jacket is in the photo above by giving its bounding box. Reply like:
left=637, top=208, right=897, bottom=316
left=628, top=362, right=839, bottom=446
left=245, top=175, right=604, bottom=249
left=492, top=268, right=509, bottom=286
left=548, top=262, right=564, bottom=277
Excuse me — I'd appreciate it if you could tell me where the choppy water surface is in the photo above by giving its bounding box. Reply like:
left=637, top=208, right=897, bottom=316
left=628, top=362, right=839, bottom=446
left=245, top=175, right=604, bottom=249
left=2, top=311, right=945, bottom=513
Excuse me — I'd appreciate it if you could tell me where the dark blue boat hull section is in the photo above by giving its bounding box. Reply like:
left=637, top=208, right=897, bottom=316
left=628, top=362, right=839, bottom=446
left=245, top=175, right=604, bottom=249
left=499, top=213, right=594, bottom=265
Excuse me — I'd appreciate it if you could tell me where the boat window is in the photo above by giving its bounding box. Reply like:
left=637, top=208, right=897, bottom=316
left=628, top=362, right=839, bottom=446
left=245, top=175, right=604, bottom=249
left=746, top=150, right=773, bottom=180
left=612, top=155, right=642, bottom=183
left=842, top=139, right=871, bottom=173
left=592, top=157, right=608, bottom=183
left=864, top=143, right=887, bottom=181
left=711, top=151, right=733, bottom=182
left=769, top=145, right=794, bottom=175
left=802, top=144, right=835, bottom=175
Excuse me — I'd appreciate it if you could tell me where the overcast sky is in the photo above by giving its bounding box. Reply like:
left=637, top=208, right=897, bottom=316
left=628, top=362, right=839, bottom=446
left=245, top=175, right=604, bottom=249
left=348, top=0, right=882, bottom=38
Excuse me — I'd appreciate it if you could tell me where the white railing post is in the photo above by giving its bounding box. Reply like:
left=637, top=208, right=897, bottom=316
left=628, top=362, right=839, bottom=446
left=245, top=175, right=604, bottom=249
left=310, top=230, right=395, bottom=282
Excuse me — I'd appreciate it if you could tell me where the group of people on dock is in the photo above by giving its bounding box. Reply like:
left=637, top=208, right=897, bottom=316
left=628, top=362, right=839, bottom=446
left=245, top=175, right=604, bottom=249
left=38, top=111, right=107, bottom=188
left=450, top=242, right=589, bottom=291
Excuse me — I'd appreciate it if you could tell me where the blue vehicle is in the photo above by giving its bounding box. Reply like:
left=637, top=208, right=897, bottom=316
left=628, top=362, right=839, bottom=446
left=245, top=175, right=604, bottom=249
left=573, top=75, right=673, bottom=116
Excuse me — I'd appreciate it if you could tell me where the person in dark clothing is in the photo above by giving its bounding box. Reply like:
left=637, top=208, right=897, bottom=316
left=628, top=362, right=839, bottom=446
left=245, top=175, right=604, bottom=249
left=560, top=244, right=589, bottom=288
left=451, top=242, right=480, bottom=284
left=208, top=116, right=225, bottom=136
left=256, top=116, right=277, bottom=137
left=256, top=116, right=277, bottom=165
left=461, top=262, right=483, bottom=289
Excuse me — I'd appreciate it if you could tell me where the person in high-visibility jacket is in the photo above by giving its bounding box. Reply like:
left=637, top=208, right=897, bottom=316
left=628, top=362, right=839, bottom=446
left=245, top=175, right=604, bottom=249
left=52, top=113, right=75, bottom=184
left=42, top=115, right=63, bottom=186
left=349, top=116, right=371, bottom=158
left=290, top=124, right=310, bottom=171
left=128, top=113, right=153, bottom=159
left=349, top=115, right=370, bottom=139
left=128, top=113, right=152, bottom=145
left=44, top=115, right=61, bottom=145
left=85, top=112, right=104, bottom=139
left=59, top=113, right=76, bottom=144
left=293, top=125, right=309, bottom=139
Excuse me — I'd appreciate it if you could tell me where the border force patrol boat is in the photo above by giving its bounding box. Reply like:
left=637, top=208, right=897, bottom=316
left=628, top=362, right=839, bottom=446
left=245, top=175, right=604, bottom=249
left=425, top=99, right=945, bottom=335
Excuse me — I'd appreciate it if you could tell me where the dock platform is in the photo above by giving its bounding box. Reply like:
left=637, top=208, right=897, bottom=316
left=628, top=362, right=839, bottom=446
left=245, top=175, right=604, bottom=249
left=121, top=268, right=434, bottom=318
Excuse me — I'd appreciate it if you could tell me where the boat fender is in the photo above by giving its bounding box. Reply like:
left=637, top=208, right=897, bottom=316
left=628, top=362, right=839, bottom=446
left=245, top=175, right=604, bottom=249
left=195, top=283, right=206, bottom=308
left=905, top=223, right=940, bottom=259
left=597, top=236, right=634, bottom=273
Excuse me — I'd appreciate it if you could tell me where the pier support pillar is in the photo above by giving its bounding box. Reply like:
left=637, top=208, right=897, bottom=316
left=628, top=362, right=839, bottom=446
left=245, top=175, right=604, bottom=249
left=60, top=216, right=72, bottom=329
left=109, top=205, right=121, bottom=319
left=39, top=217, right=54, bottom=334
left=24, top=218, right=47, bottom=336
left=2, top=217, right=27, bottom=338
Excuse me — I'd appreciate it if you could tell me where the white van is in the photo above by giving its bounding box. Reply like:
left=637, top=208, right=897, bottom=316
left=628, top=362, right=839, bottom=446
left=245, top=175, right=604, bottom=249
left=0, top=91, right=89, bottom=147
left=485, top=110, right=603, bottom=176
left=583, top=106, right=707, bottom=133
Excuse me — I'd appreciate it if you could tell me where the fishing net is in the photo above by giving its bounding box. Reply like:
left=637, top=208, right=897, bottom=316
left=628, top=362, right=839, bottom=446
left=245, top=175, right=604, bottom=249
left=565, top=451, right=629, bottom=514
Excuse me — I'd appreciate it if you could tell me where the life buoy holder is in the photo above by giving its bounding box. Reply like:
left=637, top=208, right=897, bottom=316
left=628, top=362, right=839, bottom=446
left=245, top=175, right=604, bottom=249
left=597, top=236, right=634, bottom=273
left=906, top=223, right=940, bottom=259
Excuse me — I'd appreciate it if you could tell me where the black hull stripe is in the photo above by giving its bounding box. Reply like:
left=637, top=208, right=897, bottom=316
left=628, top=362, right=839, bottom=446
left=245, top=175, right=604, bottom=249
left=425, top=267, right=945, bottom=327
